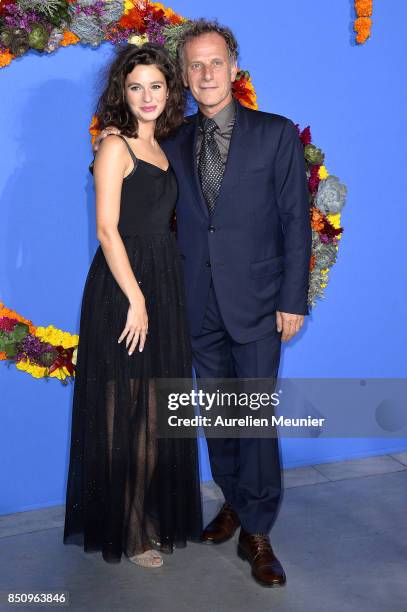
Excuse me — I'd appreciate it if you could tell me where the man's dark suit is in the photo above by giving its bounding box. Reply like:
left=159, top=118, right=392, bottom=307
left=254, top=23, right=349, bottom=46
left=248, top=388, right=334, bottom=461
left=162, top=100, right=312, bottom=534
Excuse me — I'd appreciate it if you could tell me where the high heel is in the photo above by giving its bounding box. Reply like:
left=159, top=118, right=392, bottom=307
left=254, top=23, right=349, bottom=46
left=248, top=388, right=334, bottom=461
left=127, top=549, right=163, bottom=568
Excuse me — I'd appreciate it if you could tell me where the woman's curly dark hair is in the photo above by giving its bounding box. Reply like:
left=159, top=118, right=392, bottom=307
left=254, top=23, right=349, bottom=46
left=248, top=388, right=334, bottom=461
left=95, top=43, right=185, bottom=141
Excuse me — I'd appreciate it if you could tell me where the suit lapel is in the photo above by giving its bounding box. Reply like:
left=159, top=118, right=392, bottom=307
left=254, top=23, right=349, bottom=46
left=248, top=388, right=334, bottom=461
left=212, top=101, right=248, bottom=217
left=181, top=114, right=209, bottom=219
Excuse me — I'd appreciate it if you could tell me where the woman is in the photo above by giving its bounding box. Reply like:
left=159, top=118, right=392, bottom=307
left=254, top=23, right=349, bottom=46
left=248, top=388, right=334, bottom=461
left=63, top=43, right=203, bottom=568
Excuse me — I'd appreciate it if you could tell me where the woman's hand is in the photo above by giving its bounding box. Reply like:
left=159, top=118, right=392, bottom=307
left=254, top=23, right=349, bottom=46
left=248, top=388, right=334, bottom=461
left=94, top=126, right=121, bottom=153
left=118, top=295, right=148, bottom=355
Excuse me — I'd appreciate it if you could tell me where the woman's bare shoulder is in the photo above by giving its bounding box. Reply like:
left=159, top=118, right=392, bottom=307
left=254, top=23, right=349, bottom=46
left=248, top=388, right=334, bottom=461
left=94, top=134, right=129, bottom=174
left=96, top=133, right=127, bottom=155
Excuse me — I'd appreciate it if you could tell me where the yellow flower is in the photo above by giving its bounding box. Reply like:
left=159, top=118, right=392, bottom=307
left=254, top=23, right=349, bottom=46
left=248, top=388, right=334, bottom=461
left=320, top=269, right=329, bottom=289
left=16, top=356, right=72, bottom=380
left=35, top=325, right=79, bottom=349
left=318, top=165, right=329, bottom=180
left=327, top=213, right=343, bottom=242
left=128, top=33, right=149, bottom=46
left=16, top=359, right=47, bottom=379
left=49, top=367, right=70, bottom=380
left=124, top=0, right=134, bottom=12
left=327, top=213, right=341, bottom=229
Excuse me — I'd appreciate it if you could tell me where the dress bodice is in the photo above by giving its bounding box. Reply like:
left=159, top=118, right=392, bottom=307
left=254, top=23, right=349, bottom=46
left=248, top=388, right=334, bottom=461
left=92, top=134, right=178, bottom=236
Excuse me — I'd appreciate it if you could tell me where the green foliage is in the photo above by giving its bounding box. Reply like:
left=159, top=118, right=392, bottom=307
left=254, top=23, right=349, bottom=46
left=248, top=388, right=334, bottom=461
left=162, top=23, right=190, bottom=60
left=16, top=0, right=71, bottom=27
left=0, top=322, right=29, bottom=358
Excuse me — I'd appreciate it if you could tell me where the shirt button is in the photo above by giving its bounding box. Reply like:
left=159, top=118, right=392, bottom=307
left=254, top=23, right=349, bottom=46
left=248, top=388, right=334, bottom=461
left=205, top=261, right=211, bottom=267
left=208, top=225, right=215, bottom=233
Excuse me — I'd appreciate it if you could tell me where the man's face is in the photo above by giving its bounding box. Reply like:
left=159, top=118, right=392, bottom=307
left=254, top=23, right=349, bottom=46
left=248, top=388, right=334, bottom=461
left=183, top=32, right=238, bottom=113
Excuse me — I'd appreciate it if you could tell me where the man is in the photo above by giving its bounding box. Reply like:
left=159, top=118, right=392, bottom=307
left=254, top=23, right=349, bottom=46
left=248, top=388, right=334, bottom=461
left=97, top=19, right=312, bottom=587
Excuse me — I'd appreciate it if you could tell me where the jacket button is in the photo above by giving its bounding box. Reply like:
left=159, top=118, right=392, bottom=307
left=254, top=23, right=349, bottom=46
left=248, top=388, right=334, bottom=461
left=208, top=225, right=215, bottom=233
left=205, top=261, right=211, bottom=267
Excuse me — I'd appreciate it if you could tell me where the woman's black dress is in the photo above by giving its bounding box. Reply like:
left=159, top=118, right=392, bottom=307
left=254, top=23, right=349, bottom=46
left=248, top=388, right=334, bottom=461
left=63, top=135, right=203, bottom=563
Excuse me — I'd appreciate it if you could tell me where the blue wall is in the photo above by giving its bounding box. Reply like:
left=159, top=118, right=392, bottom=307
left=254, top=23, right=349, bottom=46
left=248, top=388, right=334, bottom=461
left=1, top=0, right=406, bottom=514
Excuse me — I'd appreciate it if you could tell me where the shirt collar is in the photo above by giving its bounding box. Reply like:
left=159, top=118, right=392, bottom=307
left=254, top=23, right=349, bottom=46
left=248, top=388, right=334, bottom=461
left=198, top=98, right=236, bottom=133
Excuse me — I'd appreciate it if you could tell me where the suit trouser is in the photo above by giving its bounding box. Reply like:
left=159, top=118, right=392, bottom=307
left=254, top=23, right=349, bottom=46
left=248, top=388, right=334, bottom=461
left=191, top=282, right=282, bottom=534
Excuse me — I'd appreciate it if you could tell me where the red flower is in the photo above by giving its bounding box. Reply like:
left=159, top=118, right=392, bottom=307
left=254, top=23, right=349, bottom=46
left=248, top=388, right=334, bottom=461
left=299, top=126, right=312, bottom=146
left=0, top=0, right=15, bottom=16
left=118, top=6, right=149, bottom=33
left=0, top=316, right=18, bottom=332
left=48, top=346, right=75, bottom=376
left=232, top=77, right=256, bottom=109
left=308, top=164, right=321, bottom=193
left=150, top=7, right=165, bottom=21
left=322, top=220, right=343, bottom=241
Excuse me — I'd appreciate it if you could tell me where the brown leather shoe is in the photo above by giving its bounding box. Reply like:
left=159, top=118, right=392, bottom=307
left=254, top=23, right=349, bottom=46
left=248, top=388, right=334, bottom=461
left=201, top=502, right=241, bottom=544
left=237, top=528, right=286, bottom=587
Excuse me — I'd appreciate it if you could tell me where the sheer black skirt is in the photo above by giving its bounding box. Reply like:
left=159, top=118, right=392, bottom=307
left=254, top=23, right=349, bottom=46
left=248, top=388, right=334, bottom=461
left=63, top=233, right=203, bottom=563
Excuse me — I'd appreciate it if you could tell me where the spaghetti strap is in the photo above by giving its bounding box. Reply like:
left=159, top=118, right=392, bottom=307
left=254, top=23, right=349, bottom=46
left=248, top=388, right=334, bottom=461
left=114, top=134, right=138, bottom=167
left=89, top=133, right=138, bottom=176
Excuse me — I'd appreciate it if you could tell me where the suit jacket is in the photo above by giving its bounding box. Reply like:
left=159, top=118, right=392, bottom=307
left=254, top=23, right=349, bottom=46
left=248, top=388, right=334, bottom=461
left=162, top=101, right=312, bottom=344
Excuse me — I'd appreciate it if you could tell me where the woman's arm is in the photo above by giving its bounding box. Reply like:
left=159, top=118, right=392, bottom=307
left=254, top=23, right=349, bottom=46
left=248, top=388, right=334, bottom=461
left=93, top=136, right=148, bottom=354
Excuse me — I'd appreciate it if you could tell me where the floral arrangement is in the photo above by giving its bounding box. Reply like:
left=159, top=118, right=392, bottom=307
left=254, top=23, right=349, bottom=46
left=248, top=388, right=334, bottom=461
left=0, top=0, right=347, bottom=381
left=0, top=0, right=259, bottom=111
left=297, top=128, right=346, bottom=306
left=354, top=0, right=373, bottom=44
left=0, top=302, right=78, bottom=383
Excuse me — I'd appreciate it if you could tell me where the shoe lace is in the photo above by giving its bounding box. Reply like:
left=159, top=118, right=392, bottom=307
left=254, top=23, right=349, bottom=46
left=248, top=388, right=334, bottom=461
left=250, top=534, right=273, bottom=558
left=252, top=534, right=270, bottom=546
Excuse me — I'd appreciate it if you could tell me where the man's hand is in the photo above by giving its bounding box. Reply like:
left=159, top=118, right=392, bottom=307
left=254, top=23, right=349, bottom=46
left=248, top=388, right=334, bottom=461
left=276, top=311, right=304, bottom=342
left=93, top=126, right=121, bottom=153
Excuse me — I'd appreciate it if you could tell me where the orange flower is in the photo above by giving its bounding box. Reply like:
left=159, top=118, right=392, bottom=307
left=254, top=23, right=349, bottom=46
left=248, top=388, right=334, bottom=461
left=166, top=11, right=184, bottom=25
left=354, top=0, right=372, bottom=44
left=150, top=3, right=184, bottom=25
left=232, top=73, right=258, bottom=110
left=0, top=351, right=7, bottom=361
left=60, top=31, right=80, bottom=47
left=309, top=254, right=316, bottom=271
left=0, top=49, right=14, bottom=69
left=89, top=115, right=100, bottom=147
left=311, top=207, right=325, bottom=232
left=0, top=302, right=36, bottom=335
left=354, top=17, right=372, bottom=43
left=355, top=0, right=372, bottom=17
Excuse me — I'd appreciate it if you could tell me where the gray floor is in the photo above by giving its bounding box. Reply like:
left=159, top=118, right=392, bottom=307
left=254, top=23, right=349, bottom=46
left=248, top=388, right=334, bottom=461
left=1, top=452, right=407, bottom=612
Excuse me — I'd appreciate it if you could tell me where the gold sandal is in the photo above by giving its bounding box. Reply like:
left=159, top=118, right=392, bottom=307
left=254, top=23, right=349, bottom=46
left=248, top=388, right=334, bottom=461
left=127, top=549, right=163, bottom=568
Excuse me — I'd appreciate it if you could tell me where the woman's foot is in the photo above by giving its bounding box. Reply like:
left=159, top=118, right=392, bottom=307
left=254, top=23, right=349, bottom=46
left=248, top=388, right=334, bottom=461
left=127, top=549, right=163, bottom=568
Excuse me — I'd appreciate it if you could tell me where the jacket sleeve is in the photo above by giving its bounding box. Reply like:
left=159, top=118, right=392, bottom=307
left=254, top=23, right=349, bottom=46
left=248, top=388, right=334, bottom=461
left=273, top=118, right=312, bottom=315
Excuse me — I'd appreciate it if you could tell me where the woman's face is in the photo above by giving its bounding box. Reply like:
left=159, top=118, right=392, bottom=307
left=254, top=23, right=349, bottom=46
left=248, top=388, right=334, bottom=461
left=124, top=63, right=168, bottom=125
